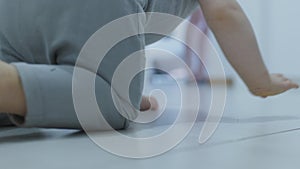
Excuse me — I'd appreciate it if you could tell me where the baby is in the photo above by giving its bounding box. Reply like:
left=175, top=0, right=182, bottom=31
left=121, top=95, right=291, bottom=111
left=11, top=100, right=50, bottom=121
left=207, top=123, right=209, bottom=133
left=0, top=0, right=298, bottom=129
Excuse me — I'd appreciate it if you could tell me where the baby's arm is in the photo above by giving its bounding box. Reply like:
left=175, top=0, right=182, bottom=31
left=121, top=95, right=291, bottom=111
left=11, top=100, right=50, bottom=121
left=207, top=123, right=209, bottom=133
left=0, top=61, right=26, bottom=116
left=198, top=0, right=298, bottom=97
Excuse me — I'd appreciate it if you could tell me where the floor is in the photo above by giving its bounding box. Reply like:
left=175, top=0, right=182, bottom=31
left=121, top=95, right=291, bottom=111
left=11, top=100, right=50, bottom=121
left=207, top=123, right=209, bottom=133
left=1, top=79, right=300, bottom=169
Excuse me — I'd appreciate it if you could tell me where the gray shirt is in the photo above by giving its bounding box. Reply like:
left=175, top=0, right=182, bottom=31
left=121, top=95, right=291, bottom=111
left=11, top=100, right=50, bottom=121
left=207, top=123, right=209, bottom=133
left=0, top=0, right=198, bottom=129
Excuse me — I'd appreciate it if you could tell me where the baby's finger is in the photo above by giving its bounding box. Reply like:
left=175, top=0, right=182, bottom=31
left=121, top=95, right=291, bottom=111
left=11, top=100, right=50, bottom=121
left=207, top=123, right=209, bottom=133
left=282, top=77, right=289, bottom=81
left=284, top=80, right=299, bottom=89
left=275, top=73, right=284, bottom=77
left=292, top=82, right=300, bottom=88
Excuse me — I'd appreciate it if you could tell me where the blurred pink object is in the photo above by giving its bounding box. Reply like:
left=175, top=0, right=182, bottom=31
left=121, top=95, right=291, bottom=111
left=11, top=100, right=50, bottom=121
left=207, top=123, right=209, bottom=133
left=185, top=8, right=209, bottom=82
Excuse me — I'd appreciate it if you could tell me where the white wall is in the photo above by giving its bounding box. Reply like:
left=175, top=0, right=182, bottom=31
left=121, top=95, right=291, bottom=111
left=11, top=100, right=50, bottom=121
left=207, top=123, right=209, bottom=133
left=265, top=1, right=300, bottom=77
left=239, top=0, right=300, bottom=78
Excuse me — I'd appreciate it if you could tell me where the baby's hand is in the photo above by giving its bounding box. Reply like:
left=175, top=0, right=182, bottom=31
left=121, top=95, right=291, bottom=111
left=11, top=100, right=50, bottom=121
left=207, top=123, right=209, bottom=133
left=250, top=74, right=299, bottom=98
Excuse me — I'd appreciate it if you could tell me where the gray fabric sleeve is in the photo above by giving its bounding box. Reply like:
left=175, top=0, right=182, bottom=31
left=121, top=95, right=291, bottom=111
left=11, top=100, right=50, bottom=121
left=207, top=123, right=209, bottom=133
left=8, top=26, right=146, bottom=129
left=9, top=62, right=142, bottom=130
left=9, top=64, right=80, bottom=129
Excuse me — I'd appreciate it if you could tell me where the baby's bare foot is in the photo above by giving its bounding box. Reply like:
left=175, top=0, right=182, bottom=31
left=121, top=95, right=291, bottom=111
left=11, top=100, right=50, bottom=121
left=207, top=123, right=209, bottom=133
left=140, top=96, right=159, bottom=111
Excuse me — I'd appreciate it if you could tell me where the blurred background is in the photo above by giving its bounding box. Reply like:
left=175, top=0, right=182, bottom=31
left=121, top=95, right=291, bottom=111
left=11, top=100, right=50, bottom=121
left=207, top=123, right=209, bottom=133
left=1, top=1, right=300, bottom=168
left=145, top=0, right=300, bottom=86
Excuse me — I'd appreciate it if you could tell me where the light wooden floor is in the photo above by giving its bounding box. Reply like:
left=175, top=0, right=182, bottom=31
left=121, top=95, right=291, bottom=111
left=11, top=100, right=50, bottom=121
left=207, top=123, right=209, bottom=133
left=0, top=80, right=300, bottom=169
